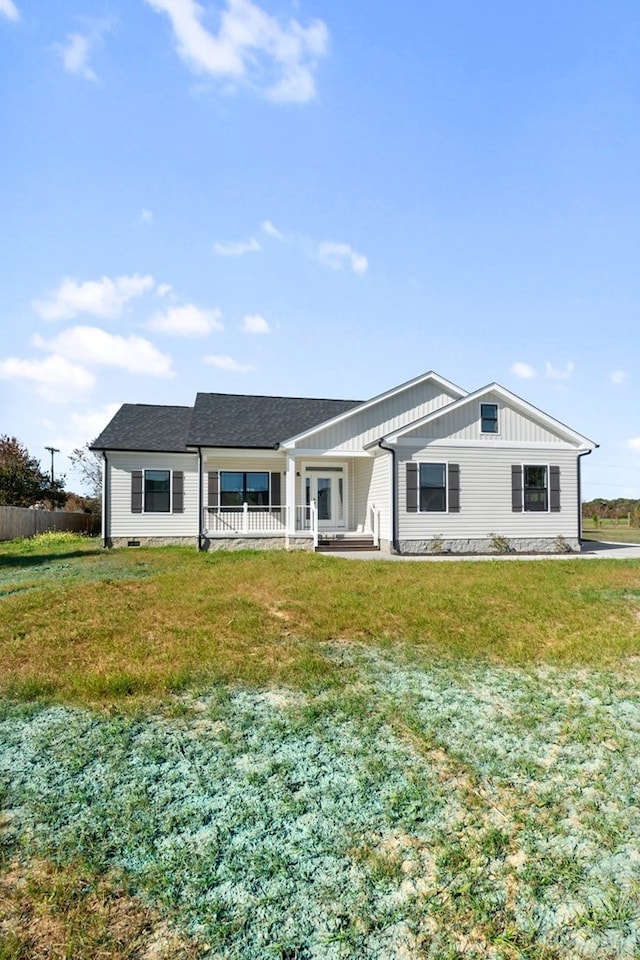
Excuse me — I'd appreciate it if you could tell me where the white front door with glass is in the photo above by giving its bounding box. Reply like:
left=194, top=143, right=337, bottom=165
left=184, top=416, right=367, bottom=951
left=305, top=467, right=345, bottom=529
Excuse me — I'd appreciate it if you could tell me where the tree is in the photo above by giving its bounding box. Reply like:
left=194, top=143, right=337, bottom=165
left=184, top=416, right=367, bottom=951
left=0, top=436, right=66, bottom=507
left=68, top=443, right=102, bottom=501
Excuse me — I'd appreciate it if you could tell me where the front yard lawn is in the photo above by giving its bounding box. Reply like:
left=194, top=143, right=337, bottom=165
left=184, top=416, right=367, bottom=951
left=2, top=534, right=640, bottom=958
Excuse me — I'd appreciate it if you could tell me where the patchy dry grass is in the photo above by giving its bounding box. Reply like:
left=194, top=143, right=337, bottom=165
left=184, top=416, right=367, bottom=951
left=3, top=536, right=640, bottom=956
left=1, top=538, right=640, bottom=704
left=0, top=855, right=200, bottom=960
left=3, top=660, right=640, bottom=958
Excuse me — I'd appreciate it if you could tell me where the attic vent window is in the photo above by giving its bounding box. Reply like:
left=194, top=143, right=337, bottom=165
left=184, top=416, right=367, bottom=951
left=480, top=403, right=498, bottom=433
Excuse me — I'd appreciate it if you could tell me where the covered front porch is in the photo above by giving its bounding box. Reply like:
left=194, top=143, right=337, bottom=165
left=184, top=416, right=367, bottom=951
left=200, top=453, right=381, bottom=550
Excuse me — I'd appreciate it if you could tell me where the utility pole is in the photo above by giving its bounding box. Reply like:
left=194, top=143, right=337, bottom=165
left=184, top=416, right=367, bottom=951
left=45, top=446, right=60, bottom=485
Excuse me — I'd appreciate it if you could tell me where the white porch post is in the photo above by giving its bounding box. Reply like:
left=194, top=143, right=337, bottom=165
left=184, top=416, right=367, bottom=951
left=286, top=453, right=296, bottom=534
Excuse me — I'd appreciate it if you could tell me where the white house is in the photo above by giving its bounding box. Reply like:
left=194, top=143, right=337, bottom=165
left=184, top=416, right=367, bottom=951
left=91, top=370, right=597, bottom=554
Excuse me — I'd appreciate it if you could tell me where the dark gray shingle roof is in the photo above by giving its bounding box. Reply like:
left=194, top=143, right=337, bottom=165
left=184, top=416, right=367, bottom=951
left=187, top=393, right=361, bottom=447
left=90, top=393, right=363, bottom=452
left=91, top=404, right=194, bottom=453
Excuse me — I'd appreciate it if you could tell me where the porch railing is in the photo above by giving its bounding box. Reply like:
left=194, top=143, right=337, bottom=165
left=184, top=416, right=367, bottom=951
left=202, top=501, right=318, bottom=543
left=204, top=504, right=287, bottom=536
left=294, top=502, right=318, bottom=546
left=369, top=504, right=380, bottom=548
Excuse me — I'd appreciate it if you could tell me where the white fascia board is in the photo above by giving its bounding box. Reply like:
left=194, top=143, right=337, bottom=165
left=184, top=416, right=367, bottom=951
left=287, top=448, right=372, bottom=458
left=395, top=438, right=579, bottom=450
left=383, top=382, right=598, bottom=449
left=280, top=370, right=468, bottom=448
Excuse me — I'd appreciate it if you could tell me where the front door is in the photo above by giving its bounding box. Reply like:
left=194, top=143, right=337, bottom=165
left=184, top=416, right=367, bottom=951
left=305, top=468, right=345, bottom=529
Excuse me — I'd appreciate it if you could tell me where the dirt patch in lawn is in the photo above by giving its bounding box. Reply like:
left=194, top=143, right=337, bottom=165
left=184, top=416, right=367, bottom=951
left=0, top=856, right=200, bottom=960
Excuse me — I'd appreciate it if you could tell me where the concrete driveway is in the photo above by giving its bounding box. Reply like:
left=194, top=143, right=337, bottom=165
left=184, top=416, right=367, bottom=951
left=322, top=540, right=640, bottom=562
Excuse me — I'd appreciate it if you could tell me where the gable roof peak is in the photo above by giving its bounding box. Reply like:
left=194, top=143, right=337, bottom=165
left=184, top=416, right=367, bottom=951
left=281, top=369, right=467, bottom=447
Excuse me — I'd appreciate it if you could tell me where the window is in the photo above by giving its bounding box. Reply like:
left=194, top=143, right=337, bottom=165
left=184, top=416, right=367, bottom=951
left=481, top=402, right=498, bottom=433
left=419, top=462, right=446, bottom=512
left=220, top=471, right=269, bottom=509
left=523, top=465, right=548, bottom=511
left=144, top=470, right=171, bottom=512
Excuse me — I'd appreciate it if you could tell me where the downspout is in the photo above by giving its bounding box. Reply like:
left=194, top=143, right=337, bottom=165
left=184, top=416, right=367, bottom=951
left=577, top=447, right=595, bottom=542
left=377, top=438, right=399, bottom=553
left=197, top=446, right=203, bottom=551
left=102, top=452, right=109, bottom=548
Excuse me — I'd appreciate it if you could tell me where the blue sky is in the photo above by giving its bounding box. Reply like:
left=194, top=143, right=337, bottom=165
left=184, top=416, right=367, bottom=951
left=1, top=0, right=639, bottom=498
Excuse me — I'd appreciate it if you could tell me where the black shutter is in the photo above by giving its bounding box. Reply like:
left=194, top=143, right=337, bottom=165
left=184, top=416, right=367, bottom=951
left=270, top=472, right=281, bottom=513
left=172, top=471, right=184, bottom=513
left=208, top=471, right=219, bottom=508
left=131, top=471, right=143, bottom=513
left=448, top=464, right=460, bottom=512
left=549, top=465, right=560, bottom=512
left=406, top=462, right=418, bottom=512
left=511, top=465, right=522, bottom=512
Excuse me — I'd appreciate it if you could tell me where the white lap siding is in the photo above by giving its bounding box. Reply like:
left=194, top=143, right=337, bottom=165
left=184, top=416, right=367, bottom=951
left=108, top=453, right=199, bottom=539
left=397, top=445, right=580, bottom=543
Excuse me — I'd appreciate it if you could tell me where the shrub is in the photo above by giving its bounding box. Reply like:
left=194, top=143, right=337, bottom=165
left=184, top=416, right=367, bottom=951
left=488, top=532, right=511, bottom=554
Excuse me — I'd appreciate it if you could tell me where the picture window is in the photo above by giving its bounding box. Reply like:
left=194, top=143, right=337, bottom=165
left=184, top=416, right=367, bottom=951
left=220, top=471, right=269, bottom=510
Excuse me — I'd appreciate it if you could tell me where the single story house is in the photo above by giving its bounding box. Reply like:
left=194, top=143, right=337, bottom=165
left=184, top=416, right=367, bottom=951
left=91, top=370, right=597, bottom=554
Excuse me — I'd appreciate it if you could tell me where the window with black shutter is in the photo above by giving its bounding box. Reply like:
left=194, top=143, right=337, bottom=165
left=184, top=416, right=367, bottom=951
left=131, top=469, right=183, bottom=513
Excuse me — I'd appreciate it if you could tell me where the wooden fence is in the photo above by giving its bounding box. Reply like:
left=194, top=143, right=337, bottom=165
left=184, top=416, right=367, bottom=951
left=0, top=506, right=100, bottom=542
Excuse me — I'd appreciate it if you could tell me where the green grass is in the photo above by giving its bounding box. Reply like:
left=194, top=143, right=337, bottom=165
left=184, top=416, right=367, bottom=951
left=1, top=535, right=640, bottom=704
left=581, top=518, right=640, bottom=543
left=582, top=528, right=640, bottom=544
left=3, top=534, right=640, bottom=958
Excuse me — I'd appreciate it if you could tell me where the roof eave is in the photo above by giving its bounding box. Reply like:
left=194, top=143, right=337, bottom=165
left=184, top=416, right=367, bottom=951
left=381, top=382, right=597, bottom=449
left=281, top=370, right=468, bottom=447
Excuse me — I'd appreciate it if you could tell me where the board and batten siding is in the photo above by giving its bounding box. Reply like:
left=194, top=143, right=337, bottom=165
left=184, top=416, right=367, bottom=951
left=293, top=381, right=460, bottom=453
left=400, top=393, right=566, bottom=445
left=367, top=451, right=391, bottom=542
left=352, top=458, right=373, bottom=531
left=108, top=453, right=199, bottom=538
left=397, top=445, right=580, bottom=541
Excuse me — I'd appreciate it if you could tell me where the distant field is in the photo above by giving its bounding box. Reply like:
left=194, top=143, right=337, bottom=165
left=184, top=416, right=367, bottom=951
left=2, top=532, right=640, bottom=958
left=582, top=518, right=640, bottom=544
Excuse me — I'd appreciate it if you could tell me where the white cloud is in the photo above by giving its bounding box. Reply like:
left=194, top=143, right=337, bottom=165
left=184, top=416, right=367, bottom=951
left=57, top=33, right=97, bottom=80
left=33, top=274, right=155, bottom=321
left=213, top=237, right=261, bottom=256
left=511, top=361, right=537, bottom=379
left=204, top=353, right=252, bottom=372
left=0, top=0, right=19, bottom=22
left=627, top=438, right=640, bottom=453
left=242, top=313, right=270, bottom=334
left=261, top=219, right=283, bottom=239
left=0, top=354, right=95, bottom=403
left=55, top=19, right=114, bottom=81
left=141, top=208, right=154, bottom=224
left=148, top=303, right=223, bottom=336
left=318, top=241, right=368, bottom=276
left=69, top=403, right=121, bottom=443
left=156, top=283, right=173, bottom=297
left=34, top=326, right=174, bottom=377
left=544, top=360, right=574, bottom=381
left=611, top=370, right=628, bottom=385
left=145, top=0, right=329, bottom=103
